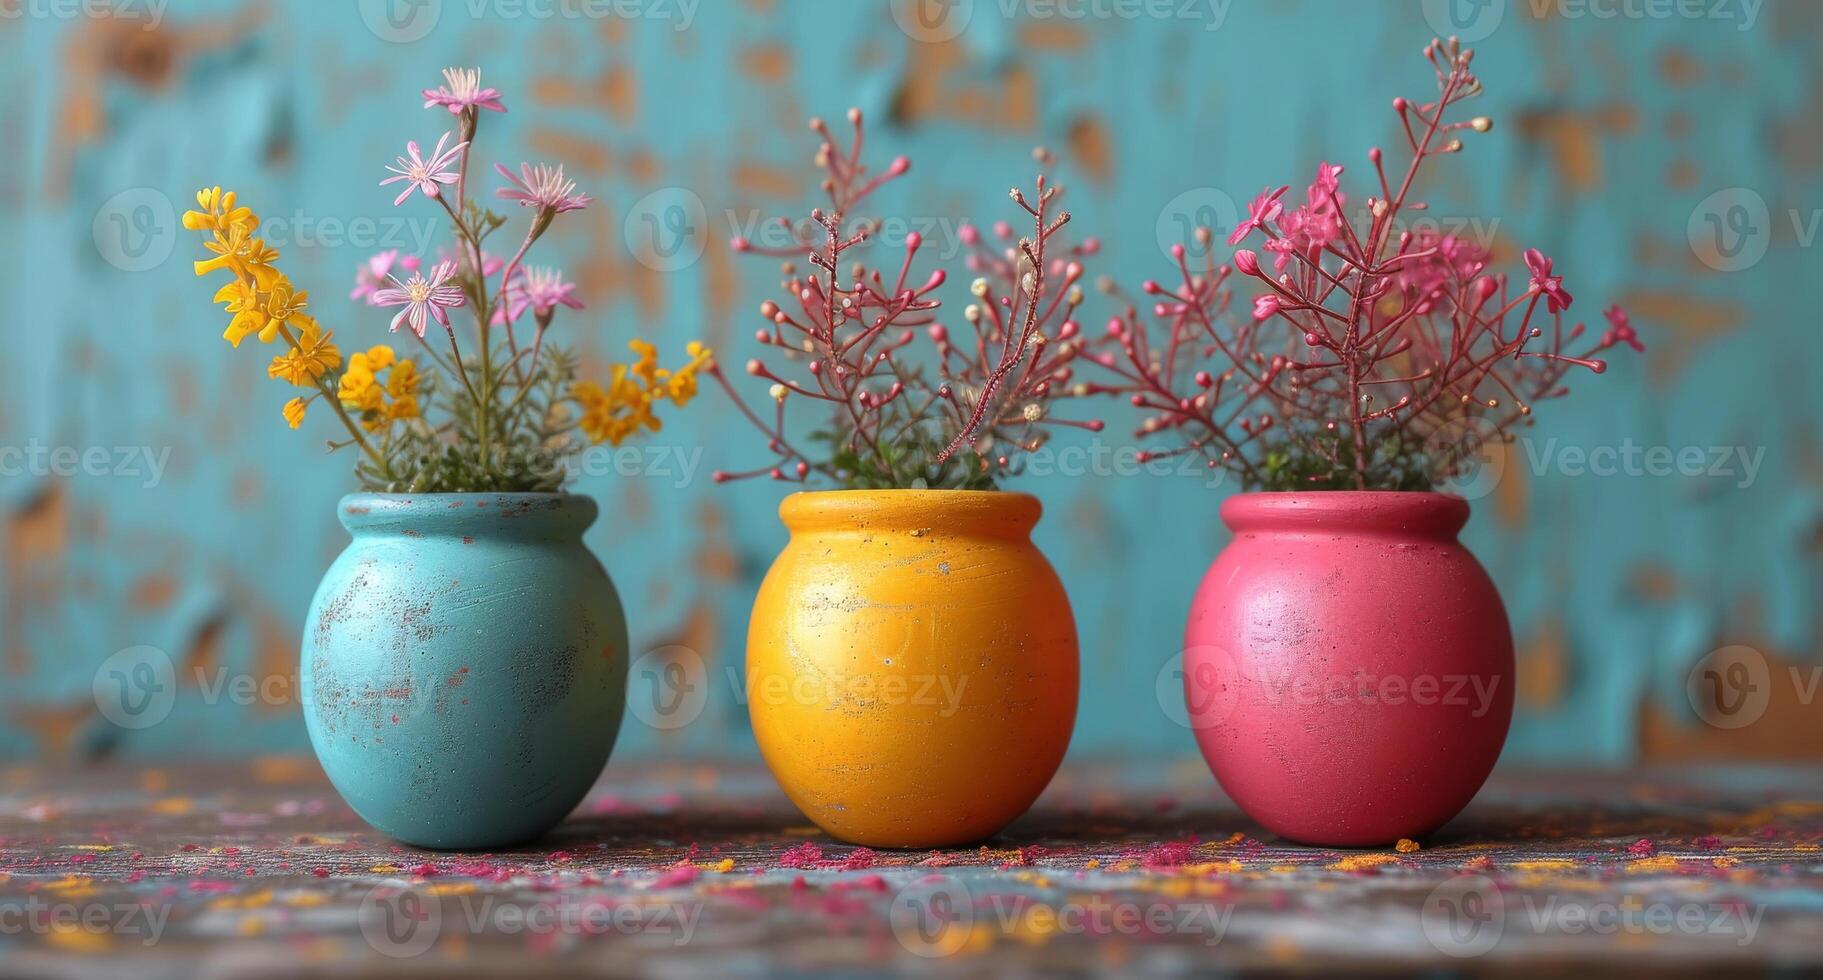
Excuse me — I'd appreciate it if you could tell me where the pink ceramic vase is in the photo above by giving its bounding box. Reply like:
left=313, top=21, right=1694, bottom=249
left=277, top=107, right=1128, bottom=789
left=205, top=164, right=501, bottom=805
left=1183, top=491, right=1513, bottom=847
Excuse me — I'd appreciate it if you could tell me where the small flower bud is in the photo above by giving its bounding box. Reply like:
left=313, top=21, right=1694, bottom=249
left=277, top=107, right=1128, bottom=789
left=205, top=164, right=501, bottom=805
left=769, top=383, right=787, bottom=402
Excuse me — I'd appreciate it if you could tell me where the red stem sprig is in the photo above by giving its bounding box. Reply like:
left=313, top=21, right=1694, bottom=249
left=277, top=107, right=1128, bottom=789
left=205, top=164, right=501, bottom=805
left=1093, top=37, right=1644, bottom=491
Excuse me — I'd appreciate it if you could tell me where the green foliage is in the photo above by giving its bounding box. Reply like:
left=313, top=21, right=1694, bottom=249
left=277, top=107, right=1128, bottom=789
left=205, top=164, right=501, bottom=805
left=1247, top=424, right=1440, bottom=492
left=354, top=346, right=585, bottom=494
left=814, top=420, right=999, bottom=491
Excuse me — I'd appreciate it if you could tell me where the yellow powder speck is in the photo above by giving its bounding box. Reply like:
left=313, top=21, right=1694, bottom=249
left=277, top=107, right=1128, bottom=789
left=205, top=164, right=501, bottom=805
left=1084, top=859, right=1101, bottom=870
left=1510, top=859, right=1578, bottom=871
left=1395, top=839, right=1420, bottom=853
left=45, top=923, right=113, bottom=953
left=712, top=858, right=735, bottom=873
left=369, top=863, right=399, bottom=874
left=1626, top=855, right=1681, bottom=873
left=1327, top=853, right=1398, bottom=872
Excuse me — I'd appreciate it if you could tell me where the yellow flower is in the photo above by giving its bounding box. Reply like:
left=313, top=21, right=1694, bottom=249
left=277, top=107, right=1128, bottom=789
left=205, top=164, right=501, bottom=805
left=282, top=397, right=308, bottom=429
left=365, top=345, right=397, bottom=372
left=385, top=358, right=419, bottom=399
left=267, top=324, right=343, bottom=387
left=259, top=279, right=310, bottom=344
left=194, top=228, right=282, bottom=289
left=338, top=359, right=384, bottom=414
left=573, top=340, right=710, bottom=446
left=215, top=279, right=269, bottom=348
left=338, top=347, right=411, bottom=431
left=183, top=187, right=258, bottom=237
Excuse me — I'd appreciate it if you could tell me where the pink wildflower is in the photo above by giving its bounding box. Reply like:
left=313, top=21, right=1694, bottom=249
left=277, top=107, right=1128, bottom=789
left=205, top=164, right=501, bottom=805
left=494, top=162, right=591, bottom=214
left=380, top=132, right=468, bottom=206
left=372, top=260, right=466, bottom=338
left=422, top=67, right=506, bottom=115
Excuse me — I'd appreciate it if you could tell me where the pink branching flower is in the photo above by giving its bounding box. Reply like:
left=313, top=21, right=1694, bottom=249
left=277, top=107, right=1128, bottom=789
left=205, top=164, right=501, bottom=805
left=1094, top=37, right=1642, bottom=491
left=1228, top=185, right=1288, bottom=245
left=1523, top=248, right=1573, bottom=314
left=710, top=110, right=1101, bottom=487
left=423, top=67, right=506, bottom=115
left=381, top=132, right=468, bottom=206
left=493, top=162, right=590, bottom=214
left=373, top=260, right=466, bottom=338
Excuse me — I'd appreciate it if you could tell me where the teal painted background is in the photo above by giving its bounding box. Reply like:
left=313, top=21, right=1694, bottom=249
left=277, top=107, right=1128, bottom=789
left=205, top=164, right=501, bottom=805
left=1, top=0, right=1818, bottom=764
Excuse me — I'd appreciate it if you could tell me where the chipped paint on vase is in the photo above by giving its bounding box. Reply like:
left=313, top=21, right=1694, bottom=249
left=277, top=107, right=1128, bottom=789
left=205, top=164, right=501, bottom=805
left=300, top=493, right=628, bottom=849
left=746, top=490, right=1079, bottom=848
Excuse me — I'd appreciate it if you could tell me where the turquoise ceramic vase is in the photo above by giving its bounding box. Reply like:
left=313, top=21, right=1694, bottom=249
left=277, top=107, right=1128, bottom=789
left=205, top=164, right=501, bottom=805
left=300, top=493, right=628, bottom=849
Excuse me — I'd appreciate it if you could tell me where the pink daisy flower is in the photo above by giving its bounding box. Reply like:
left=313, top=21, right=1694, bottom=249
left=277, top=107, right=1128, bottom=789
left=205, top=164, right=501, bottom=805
left=381, top=133, right=468, bottom=206
left=372, top=261, right=467, bottom=338
left=350, top=249, right=400, bottom=304
left=1228, top=185, right=1289, bottom=245
left=494, top=266, right=585, bottom=324
left=423, top=67, right=506, bottom=115
left=494, top=162, right=591, bottom=214
left=1523, top=247, right=1573, bottom=314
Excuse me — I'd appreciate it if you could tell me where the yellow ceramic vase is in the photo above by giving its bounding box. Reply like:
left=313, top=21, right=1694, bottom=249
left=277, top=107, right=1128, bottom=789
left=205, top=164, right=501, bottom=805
left=746, top=490, right=1079, bottom=848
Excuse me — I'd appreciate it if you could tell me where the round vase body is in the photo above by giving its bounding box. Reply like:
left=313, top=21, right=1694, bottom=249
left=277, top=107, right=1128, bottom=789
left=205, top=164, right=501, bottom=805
left=301, top=493, right=628, bottom=849
left=747, top=490, right=1078, bottom=848
left=1184, top=492, right=1513, bottom=847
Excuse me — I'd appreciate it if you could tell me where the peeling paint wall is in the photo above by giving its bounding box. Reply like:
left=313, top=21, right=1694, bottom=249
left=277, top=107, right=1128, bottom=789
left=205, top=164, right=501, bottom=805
left=1, top=1, right=1818, bottom=762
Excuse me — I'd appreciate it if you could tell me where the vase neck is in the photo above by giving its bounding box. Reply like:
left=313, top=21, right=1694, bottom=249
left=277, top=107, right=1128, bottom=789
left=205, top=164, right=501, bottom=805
left=780, top=490, right=1040, bottom=539
left=338, top=493, right=597, bottom=540
left=1219, top=492, right=1469, bottom=539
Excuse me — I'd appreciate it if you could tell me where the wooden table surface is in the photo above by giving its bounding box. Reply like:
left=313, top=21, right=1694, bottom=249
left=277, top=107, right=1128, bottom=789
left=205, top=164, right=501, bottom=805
left=0, top=757, right=1819, bottom=977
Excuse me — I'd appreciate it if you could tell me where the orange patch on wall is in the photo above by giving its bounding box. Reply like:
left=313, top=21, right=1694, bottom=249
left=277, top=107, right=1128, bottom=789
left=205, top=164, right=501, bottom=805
left=528, top=129, right=613, bottom=175
left=532, top=66, right=638, bottom=123
left=4, top=486, right=69, bottom=675
left=129, top=574, right=177, bottom=611
left=741, top=44, right=792, bottom=84
left=1067, top=115, right=1113, bottom=184
left=1516, top=618, right=1568, bottom=709
left=1020, top=21, right=1086, bottom=51
left=732, top=163, right=802, bottom=201
left=1614, top=288, right=1743, bottom=384
left=252, top=611, right=297, bottom=714
left=1639, top=642, right=1823, bottom=762
left=1513, top=105, right=1638, bottom=195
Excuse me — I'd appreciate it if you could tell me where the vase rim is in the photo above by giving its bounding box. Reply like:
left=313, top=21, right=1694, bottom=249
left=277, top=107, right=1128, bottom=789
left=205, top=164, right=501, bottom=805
left=337, top=491, right=598, bottom=537
left=779, top=489, right=1041, bottom=536
left=1220, top=490, right=1469, bottom=537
